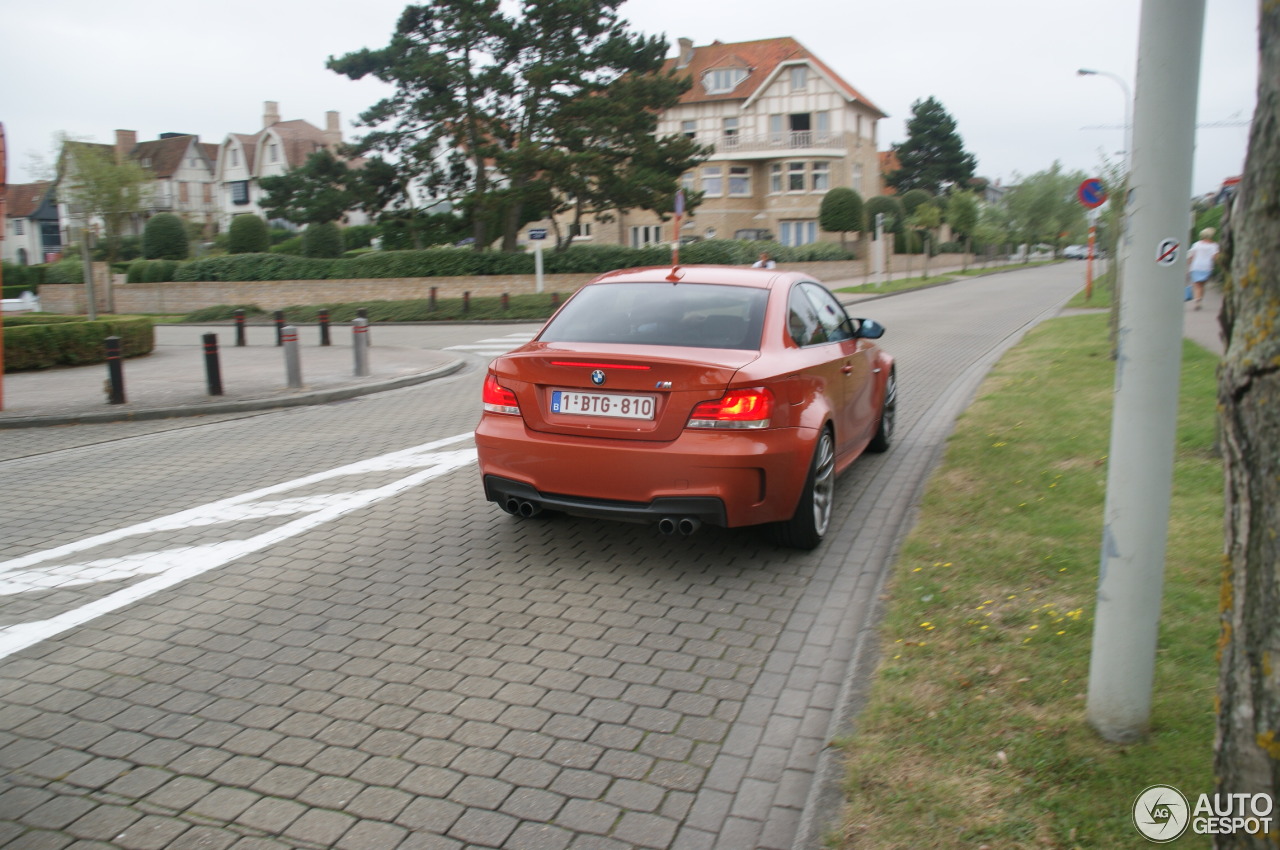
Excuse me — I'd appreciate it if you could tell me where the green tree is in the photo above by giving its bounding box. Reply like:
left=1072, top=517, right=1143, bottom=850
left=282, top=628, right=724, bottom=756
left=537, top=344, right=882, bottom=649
left=946, top=190, right=980, bottom=270
left=228, top=214, right=271, bottom=254
left=899, top=188, right=933, bottom=217
left=57, top=137, right=152, bottom=270
left=258, top=149, right=359, bottom=226
left=301, top=221, right=344, bottom=258
left=885, top=97, right=977, bottom=196
left=864, top=195, right=905, bottom=274
left=1004, top=162, right=1086, bottom=261
left=819, top=187, right=864, bottom=250
left=142, top=212, right=189, bottom=260
left=907, top=201, right=942, bottom=277
left=973, top=203, right=1011, bottom=264
left=329, top=0, right=706, bottom=253
left=329, top=1, right=520, bottom=250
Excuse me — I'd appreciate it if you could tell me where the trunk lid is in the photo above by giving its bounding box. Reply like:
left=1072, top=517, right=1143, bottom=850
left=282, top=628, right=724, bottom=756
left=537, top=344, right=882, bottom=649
left=494, top=342, right=760, bottom=441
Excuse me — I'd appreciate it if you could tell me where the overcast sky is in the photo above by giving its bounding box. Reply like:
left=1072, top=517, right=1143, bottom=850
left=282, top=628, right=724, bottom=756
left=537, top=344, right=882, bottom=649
left=1, top=0, right=1257, bottom=198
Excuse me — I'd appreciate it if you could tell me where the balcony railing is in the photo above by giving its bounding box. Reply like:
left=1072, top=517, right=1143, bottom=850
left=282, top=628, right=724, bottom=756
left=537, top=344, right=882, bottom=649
left=710, top=131, right=846, bottom=155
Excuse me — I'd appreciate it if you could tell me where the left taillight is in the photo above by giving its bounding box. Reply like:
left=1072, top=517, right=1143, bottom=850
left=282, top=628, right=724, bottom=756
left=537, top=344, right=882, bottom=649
left=483, top=373, right=520, bottom=415
left=687, top=387, right=774, bottom=430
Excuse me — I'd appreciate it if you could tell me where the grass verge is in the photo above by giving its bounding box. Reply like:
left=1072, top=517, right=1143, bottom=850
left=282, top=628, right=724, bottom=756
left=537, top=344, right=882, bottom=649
left=834, top=311, right=1221, bottom=849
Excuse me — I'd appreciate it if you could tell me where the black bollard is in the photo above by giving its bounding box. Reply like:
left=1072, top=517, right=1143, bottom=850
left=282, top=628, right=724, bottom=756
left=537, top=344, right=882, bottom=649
left=202, top=333, right=224, bottom=396
left=234, top=309, right=246, bottom=347
left=274, top=311, right=286, bottom=346
left=463, top=291, right=471, bottom=313
left=318, top=309, right=331, bottom=346
left=104, top=336, right=126, bottom=404
left=501, top=292, right=510, bottom=311
left=551, top=292, right=560, bottom=308
left=430, top=286, right=438, bottom=312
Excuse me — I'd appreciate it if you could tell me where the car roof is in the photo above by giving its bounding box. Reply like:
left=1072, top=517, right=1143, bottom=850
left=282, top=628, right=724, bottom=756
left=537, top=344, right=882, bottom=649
left=587, top=264, right=812, bottom=290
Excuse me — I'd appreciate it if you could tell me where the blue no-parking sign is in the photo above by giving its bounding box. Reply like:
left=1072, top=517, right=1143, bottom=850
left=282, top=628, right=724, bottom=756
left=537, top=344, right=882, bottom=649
left=1078, top=178, right=1107, bottom=208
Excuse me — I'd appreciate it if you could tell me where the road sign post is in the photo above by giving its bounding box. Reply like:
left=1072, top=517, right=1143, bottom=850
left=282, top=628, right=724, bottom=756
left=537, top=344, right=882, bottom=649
left=528, top=229, right=547, bottom=294
left=1077, top=179, right=1108, bottom=301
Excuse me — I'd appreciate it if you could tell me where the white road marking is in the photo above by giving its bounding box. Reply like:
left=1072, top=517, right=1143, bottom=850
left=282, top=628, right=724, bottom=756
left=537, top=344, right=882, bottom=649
left=0, top=433, right=477, bottom=660
left=444, top=332, right=535, bottom=358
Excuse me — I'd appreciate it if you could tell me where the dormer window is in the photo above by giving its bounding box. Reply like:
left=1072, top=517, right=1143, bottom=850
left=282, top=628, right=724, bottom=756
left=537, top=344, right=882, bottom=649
left=703, top=67, right=748, bottom=94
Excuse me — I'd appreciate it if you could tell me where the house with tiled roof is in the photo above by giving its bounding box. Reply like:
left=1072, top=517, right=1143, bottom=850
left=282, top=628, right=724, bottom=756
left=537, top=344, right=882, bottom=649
left=3, top=181, right=61, bottom=266
left=548, top=36, right=887, bottom=249
left=129, top=132, right=219, bottom=224
left=215, top=102, right=358, bottom=229
left=53, top=130, right=219, bottom=248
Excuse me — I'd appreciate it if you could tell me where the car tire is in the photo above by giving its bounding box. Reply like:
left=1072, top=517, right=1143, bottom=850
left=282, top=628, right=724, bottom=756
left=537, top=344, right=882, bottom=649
left=772, top=427, right=835, bottom=550
left=867, top=370, right=897, bottom=453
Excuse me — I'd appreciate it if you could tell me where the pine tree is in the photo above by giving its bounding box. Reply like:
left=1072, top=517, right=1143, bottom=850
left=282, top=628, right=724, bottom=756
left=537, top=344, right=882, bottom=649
left=885, top=97, right=977, bottom=195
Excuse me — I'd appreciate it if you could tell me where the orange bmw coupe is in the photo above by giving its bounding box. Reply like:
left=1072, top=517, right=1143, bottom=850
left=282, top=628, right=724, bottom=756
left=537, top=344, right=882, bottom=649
left=475, top=265, right=896, bottom=549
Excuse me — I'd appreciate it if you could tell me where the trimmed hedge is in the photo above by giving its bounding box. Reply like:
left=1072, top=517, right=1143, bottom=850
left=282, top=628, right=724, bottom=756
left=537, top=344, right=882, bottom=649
left=127, top=259, right=179, bottom=283
left=169, top=240, right=855, bottom=283
left=3, top=316, right=155, bottom=372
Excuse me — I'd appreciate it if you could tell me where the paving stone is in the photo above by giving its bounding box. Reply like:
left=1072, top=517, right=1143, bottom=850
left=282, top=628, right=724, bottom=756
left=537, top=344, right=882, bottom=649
left=0, top=272, right=1091, bottom=850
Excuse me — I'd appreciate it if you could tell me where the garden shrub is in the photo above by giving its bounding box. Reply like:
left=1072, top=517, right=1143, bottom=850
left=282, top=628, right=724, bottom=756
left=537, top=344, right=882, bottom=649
left=142, top=260, right=178, bottom=283
left=343, top=224, right=378, bottom=250
left=271, top=236, right=304, bottom=256
left=228, top=215, right=271, bottom=254
left=302, top=222, right=344, bottom=258
left=3, top=316, right=155, bottom=372
left=3, top=262, right=42, bottom=295
left=41, top=258, right=84, bottom=284
left=142, top=213, right=189, bottom=260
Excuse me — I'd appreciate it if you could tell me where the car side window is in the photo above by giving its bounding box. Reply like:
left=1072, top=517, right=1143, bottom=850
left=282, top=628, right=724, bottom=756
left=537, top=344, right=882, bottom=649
left=788, top=286, right=827, bottom=346
left=800, top=283, right=857, bottom=343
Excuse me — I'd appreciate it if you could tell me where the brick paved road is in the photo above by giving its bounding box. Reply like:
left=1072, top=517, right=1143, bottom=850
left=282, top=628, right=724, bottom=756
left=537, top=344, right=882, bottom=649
left=0, top=265, right=1085, bottom=849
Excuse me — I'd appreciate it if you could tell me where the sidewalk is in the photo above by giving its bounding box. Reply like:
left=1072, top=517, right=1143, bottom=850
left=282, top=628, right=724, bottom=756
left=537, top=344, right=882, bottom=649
left=0, top=325, right=464, bottom=428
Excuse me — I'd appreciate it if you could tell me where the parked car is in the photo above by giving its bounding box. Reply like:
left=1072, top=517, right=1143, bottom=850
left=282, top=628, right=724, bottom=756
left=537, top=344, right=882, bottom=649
left=1063, top=244, right=1089, bottom=259
left=475, top=265, right=896, bottom=549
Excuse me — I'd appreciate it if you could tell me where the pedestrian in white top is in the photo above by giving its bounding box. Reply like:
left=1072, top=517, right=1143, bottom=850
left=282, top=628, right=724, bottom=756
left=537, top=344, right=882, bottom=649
left=1186, top=227, right=1220, bottom=310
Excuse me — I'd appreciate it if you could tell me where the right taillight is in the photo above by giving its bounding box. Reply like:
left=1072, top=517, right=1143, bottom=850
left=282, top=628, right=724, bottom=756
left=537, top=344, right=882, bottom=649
left=483, top=374, right=520, bottom=415
left=687, top=387, right=774, bottom=430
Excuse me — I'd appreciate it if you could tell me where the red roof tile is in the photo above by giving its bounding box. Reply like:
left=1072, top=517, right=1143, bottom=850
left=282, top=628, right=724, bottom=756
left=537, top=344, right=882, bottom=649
left=5, top=181, right=52, bottom=219
left=661, top=37, right=885, bottom=117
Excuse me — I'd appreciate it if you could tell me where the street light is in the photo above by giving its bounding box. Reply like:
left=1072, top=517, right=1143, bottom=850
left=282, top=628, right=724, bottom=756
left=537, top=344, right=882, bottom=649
left=1077, top=68, right=1133, bottom=169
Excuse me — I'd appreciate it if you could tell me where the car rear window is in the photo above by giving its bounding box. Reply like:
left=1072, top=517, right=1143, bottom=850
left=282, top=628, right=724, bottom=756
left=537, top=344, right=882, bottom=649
left=539, top=283, right=769, bottom=350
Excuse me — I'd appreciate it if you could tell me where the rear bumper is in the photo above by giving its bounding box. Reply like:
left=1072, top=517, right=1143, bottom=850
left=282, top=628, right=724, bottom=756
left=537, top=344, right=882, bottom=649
left=484, top=476, right=728, bottom=526
left=475, top=415, right=818, bottom=528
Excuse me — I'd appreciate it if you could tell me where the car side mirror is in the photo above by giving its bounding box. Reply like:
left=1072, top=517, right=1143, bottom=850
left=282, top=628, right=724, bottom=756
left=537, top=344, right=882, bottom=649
left=854, top=319, right=885, bottom=339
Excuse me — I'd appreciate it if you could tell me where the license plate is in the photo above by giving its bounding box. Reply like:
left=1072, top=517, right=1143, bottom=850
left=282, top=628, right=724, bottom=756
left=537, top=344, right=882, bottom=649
left=551, top=390, right=656, bottom=420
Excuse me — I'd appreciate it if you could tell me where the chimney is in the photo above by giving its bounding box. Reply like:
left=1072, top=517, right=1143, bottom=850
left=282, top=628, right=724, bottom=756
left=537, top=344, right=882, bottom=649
left=263, top=101, right=280, bottom=128
left=114, top=129, right=137, bottom=163
left=676, top=37, right=695, bottom=69
left=324, top=111, right=342, bottom=149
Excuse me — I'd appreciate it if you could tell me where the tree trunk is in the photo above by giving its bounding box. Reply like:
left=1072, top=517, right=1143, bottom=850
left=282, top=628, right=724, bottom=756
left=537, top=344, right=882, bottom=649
left=1214, top=6, right=1280, bottom=848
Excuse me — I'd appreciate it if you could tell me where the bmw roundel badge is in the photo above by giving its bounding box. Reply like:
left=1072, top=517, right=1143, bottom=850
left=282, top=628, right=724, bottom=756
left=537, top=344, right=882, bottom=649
left=591, top=370, right=606, bottom=386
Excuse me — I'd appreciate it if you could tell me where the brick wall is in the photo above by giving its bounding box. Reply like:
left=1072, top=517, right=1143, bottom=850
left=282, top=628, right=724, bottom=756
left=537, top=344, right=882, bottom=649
left=38, top=260, right=878, bottom=316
